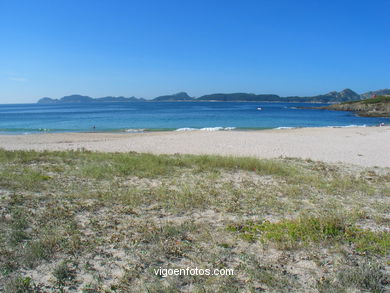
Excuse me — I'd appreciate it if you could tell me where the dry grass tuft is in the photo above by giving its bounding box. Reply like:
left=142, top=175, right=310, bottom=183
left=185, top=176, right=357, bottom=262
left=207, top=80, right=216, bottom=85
left=0, top=149, right=388, bottom=292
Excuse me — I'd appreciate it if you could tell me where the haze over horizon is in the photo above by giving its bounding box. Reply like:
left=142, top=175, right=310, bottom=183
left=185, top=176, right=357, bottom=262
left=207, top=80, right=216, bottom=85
left=0, top=0, right=389, bottom=103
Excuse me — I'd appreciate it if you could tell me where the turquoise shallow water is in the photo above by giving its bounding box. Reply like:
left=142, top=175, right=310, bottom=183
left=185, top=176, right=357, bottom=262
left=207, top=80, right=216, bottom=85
left=0, top=102, right=389, bottom=134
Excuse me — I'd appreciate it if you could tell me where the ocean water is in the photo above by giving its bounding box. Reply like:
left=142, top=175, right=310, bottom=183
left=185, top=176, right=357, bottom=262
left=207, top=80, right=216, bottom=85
left=0, top=102, right=389, bottom=134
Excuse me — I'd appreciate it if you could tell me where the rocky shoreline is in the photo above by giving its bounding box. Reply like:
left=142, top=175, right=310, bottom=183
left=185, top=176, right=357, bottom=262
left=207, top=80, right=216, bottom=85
left=314, top=96, right=390, bottom=117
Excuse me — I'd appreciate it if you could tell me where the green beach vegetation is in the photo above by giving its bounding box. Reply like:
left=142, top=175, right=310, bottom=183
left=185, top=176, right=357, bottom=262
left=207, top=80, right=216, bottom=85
left=0, top=150, right=389, bottom=292
left=342, top=95, right=390, bottom=105
left=325, top=95, right=390, bottom=117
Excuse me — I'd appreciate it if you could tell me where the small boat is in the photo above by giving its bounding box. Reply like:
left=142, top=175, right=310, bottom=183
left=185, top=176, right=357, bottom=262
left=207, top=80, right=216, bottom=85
left=256, top=107, right=262, bottom=111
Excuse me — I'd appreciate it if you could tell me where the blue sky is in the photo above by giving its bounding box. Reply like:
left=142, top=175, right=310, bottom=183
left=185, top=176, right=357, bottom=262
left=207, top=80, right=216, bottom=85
left=0, top=0, right=389, bottom=103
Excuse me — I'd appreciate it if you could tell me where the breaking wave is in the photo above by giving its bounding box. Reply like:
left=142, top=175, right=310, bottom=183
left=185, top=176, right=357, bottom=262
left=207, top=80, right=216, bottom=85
left=175, top=127, right=236, bottom=131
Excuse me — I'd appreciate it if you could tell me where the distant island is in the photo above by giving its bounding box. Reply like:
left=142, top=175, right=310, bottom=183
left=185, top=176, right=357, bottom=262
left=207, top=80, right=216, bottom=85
left=37, top=88, right=390, bottom=104
left=38, top=95, right=145, bottom=104
left=321, top=95, right=390, bottom=117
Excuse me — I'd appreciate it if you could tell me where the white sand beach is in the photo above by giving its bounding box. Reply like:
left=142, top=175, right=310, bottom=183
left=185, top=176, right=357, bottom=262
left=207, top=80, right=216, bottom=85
left=0, top=126, right=389, bottom=167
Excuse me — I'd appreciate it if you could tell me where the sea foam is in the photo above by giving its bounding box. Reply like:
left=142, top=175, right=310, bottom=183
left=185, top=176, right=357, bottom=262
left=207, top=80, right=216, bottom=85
left=175, top=127, right=236, bottom=131
left=275, top=127, right=296, bottom=130
left=124, top=128, right=145, bottom=133
left=175, top=128, right=198, bottom=131
left=329, top=124, right=367, bottom=128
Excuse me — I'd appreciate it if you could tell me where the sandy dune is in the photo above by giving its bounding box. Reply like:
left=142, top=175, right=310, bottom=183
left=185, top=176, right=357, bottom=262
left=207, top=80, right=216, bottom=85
left=0, top=126, right=389, bottom=167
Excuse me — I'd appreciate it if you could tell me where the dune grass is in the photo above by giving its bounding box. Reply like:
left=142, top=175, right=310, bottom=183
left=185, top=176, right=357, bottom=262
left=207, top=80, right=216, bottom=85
left=228, top=214, right=390, bottom=255
left=0, top=149, right=389, bottom=292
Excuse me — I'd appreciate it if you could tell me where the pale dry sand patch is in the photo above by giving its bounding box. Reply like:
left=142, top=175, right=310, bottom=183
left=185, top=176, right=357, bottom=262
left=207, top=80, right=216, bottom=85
left=1, top=126, right=390, bottom=167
